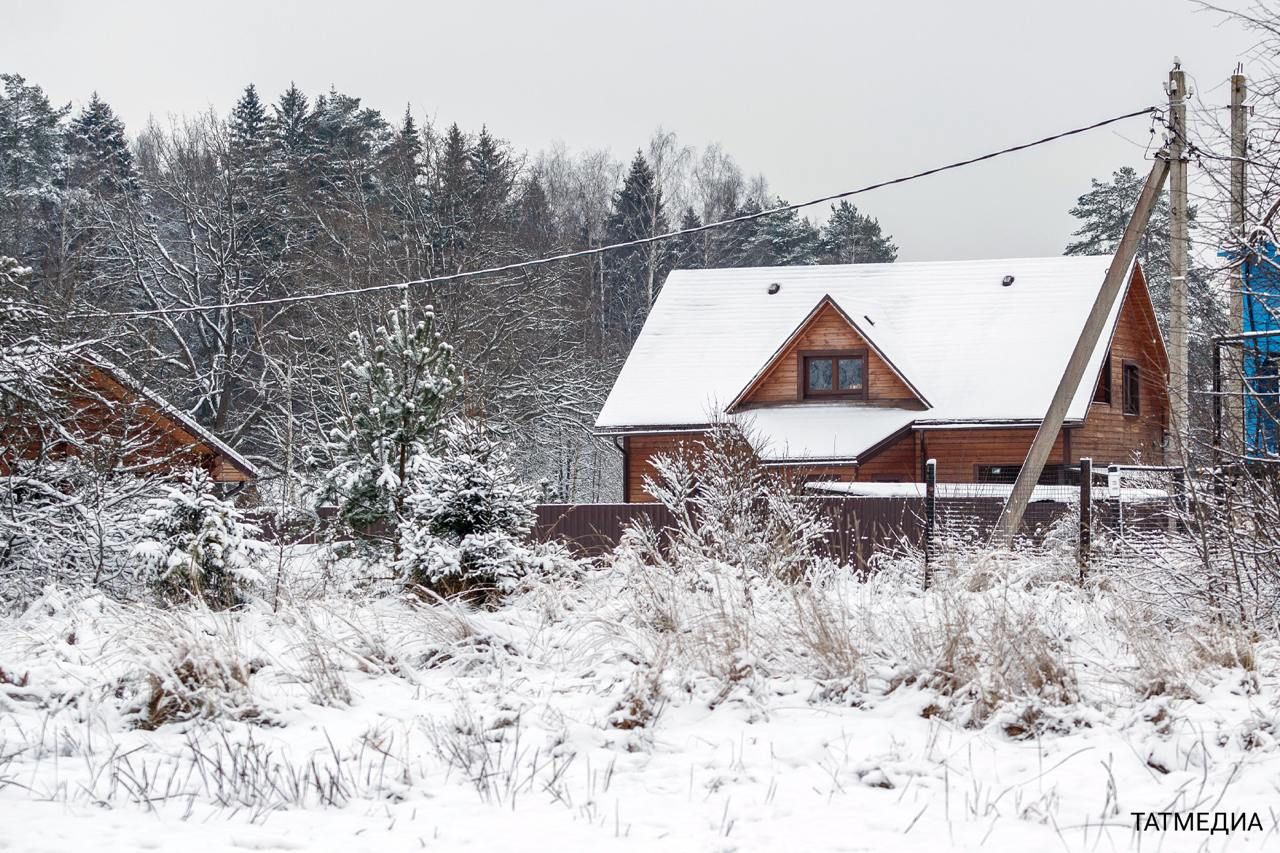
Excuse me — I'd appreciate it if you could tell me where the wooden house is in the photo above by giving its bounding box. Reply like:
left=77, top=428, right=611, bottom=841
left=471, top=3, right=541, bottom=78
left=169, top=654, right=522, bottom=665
left=595, top=256, right=1168, bottom=502
left=1, top=354, right=259, bottom=486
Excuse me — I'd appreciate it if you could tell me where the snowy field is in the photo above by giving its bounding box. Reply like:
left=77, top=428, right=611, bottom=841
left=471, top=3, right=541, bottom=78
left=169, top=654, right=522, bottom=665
left=2, top=543, right=1278, bottom=853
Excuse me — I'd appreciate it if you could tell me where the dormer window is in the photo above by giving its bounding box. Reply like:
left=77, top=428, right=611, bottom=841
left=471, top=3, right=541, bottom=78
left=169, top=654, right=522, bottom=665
left=802, top=350, right=867, bottom=399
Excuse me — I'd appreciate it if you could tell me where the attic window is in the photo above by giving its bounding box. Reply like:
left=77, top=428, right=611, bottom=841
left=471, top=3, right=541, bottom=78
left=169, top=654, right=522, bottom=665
left=801, top=350, right=867, bottom=399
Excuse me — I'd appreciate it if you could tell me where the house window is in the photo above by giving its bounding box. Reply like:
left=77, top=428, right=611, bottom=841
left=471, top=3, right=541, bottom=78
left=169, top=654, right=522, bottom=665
left=1122, top=361, right=1140, bottom=416
left=977, top=464, right=1073, bottom=485
left=802, top=351, right=866, bottom=399
left=1093, top=353, right=1112, bottom=405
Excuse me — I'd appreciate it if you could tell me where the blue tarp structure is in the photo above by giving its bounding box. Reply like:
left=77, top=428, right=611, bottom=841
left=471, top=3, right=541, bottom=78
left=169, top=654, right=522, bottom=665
left=1237, top=242, right=1280, bottom=457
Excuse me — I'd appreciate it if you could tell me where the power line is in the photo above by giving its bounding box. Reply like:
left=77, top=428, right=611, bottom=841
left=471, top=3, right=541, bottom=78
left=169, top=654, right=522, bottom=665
left=77, top=105, right=1161, bottom=320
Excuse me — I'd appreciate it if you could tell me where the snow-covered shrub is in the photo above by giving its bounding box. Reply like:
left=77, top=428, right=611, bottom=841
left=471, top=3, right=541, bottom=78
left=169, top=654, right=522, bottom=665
left=135, top=468, right=264, bottom=609
left=634, top=422, right=830, bottom=585
left=0, top=458, right=159, bottom=611
left=395, top=420, right=567, bottom=603
left=406, top=419, right=536, bottom=541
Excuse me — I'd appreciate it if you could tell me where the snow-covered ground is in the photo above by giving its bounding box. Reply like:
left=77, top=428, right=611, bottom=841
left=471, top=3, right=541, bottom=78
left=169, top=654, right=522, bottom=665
left=2, top=544, right=1278, bottom=852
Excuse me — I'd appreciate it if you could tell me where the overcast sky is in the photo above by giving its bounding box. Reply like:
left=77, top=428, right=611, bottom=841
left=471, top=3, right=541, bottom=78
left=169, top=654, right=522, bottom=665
left=3, top=0, right=1254, bottom=261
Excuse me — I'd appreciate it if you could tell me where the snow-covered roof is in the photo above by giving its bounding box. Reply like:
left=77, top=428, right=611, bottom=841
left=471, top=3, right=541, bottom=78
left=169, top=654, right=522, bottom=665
left=734, top=405, right=917, bottom=462
left=82, top=355, right=262, bottom=481
left=597, top=256, right=1140, bottom=454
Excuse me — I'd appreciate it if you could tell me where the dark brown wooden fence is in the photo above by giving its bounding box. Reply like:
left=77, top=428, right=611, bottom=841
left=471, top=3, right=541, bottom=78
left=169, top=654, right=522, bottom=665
left=533, top=496, right=1091, bottom=567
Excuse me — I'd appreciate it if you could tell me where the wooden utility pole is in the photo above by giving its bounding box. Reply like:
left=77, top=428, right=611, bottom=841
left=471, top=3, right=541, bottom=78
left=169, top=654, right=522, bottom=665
left=1168, top=62, right=1190, bottom=446
left=993, top=154, right=1171, bottom=545
left=1225, top=66, right=1248, bottom=455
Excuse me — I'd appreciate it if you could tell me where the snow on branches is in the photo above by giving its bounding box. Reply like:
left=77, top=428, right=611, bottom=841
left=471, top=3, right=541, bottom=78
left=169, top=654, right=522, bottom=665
left=135, top=468, right=264, bottom=609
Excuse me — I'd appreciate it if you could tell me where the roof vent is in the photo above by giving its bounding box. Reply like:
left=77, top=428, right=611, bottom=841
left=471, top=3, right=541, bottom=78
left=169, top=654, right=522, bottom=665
left=767, top=282, right=781, bottom=295
left=1001, top=275, right=1015, bottom=287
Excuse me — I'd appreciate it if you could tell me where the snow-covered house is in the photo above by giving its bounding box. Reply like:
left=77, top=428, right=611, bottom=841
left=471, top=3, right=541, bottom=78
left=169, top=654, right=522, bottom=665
left=595, top=256, right=1169, bottom=502
left=1, top=355, right=259, bottom=485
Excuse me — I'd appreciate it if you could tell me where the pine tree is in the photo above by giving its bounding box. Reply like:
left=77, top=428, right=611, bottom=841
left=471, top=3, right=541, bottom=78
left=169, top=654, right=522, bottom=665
left=670, top=206, right=704, bottom=270
left=728, top=198, right=820, bottom=267
left=1064, top=165, right=1193, bottom=318
left=394, top=418, right=543, bottom=601
left=64, top=93, right=137, bottom=198
left=136, top=468, right=264, bottom=610
left=315, top=299, right=457, bottom=545
left=818, top=201, right=898, bottom=264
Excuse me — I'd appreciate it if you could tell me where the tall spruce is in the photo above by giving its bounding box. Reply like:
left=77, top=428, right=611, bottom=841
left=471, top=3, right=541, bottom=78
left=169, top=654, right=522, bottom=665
left=64, top=93, right=137, bottom=199
left=0, top=74, right=68, bottom=280
left=605, top=151, right=671, bottom=345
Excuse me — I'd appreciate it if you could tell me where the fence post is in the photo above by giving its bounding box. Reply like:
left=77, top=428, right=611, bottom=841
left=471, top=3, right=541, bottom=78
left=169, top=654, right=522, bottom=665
left=1078, top=457, right=1092, bottom=583
left=923, top=458, right=936, bottom=589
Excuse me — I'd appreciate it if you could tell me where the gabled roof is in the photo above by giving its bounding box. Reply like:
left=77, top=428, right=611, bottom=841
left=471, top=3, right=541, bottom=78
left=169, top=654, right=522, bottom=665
left=728, top=294, right=930, bottom=410
left=596, top=256, right=1137, bottom=445
left=82, top=356, right=261, bottom=481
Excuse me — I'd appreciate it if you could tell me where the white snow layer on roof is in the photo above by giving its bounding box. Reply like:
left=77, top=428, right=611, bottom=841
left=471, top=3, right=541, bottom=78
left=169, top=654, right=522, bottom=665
left=596, top=256, right=1130, bottom=435
left=734, top=405, right=918, bottom=462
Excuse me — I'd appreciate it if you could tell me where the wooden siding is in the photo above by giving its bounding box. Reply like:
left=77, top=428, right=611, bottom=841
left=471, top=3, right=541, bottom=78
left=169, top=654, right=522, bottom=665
left=738, top=301, right=923, bottom=408
left=1, top=363, right=252, bottom=484
left=1072, top=269, right=1169, bottom=465
left=623, top=432, right=704, bottom=502
left=620, top=267, right=1171, bottom=493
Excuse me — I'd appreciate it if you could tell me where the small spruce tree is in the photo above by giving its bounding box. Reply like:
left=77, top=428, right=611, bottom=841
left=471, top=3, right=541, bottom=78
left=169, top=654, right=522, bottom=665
left=136, top=469, right=263, bottom=609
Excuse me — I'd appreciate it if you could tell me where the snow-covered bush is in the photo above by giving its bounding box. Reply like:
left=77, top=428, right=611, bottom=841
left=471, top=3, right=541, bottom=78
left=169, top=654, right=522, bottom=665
left=407, top=419, right=536, bottom=541
left=135, top=468, right=264, bottom=609
left=0, top=458, right=159, bottom=611
left=395, top=420, right=567, bottom=603
left=635, top=422, right=831, bottom=585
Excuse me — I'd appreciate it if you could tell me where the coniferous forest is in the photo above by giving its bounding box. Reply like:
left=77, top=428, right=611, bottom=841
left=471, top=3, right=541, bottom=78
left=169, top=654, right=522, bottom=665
left=0, top=75, right=899, bottom=501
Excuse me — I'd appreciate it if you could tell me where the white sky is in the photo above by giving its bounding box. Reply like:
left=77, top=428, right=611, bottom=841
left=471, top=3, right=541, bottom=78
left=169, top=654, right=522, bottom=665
left=3, top=0, right=1254, bottom=261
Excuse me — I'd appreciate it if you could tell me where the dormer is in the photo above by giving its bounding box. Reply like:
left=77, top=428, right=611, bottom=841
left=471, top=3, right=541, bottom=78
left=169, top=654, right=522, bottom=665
left=728, top=295, right=928, bottom=411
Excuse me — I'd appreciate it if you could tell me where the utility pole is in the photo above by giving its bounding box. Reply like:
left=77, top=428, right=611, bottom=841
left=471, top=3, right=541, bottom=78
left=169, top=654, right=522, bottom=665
left=1226, top=66, right=1248, bottom=456
left=1168, top=62, right=1190, bottom=449
left=993, top=154, right=1171, bottom=545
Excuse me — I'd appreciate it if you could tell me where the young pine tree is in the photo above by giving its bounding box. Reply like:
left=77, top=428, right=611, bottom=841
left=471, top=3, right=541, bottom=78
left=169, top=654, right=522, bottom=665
left=316, top=298, right=457, bottom=547
left=395, top=418, right=541, bottom=600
